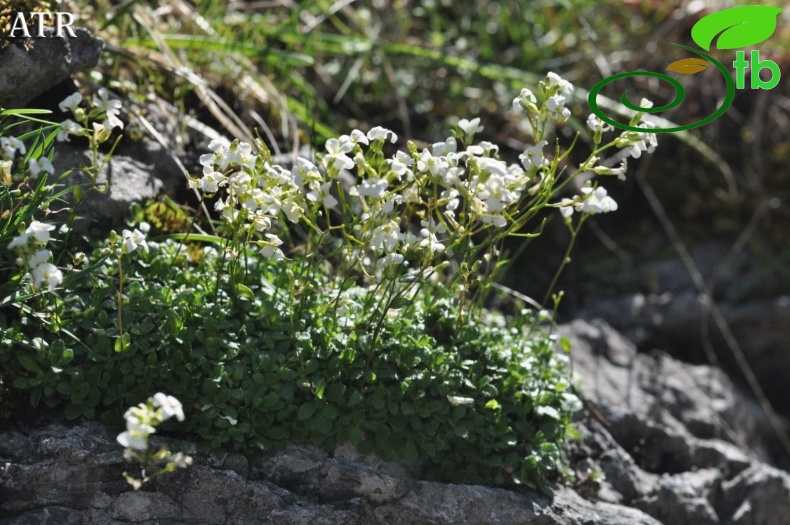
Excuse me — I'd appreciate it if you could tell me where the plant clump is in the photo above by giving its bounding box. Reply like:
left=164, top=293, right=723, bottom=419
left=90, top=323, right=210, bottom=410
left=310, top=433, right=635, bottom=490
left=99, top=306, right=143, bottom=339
left=1, top=72, right=658, bottom=491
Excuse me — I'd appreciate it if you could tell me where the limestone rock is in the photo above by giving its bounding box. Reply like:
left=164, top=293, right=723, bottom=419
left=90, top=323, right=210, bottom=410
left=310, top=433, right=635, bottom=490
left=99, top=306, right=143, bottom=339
left=0, top=28, right=103, bottom=108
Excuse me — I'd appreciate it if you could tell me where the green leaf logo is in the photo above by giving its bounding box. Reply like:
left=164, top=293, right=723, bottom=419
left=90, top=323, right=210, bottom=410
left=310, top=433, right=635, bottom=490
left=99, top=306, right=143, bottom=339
left=691, top=5, right=783, bottom=51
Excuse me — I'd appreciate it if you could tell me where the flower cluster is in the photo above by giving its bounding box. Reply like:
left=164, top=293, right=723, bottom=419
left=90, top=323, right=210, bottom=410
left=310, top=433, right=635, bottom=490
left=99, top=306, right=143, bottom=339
left=7, top=221, right=62, bottom=292
left=187, top=72, right=658, bottom=285
left=555, top=96, right=659, bottom=219
left=57, top=88, right=124, bottom=143
left=118, top=393, right=192, bottom=490
left=613, top=98, right=658, bottom=159
left=187, top=139, right=305, bottom=261
left=513, top=71, right=574, bottom=128
left=1, top=132, right=54, bottom=183
left=559, top=183, right=618, bottom=218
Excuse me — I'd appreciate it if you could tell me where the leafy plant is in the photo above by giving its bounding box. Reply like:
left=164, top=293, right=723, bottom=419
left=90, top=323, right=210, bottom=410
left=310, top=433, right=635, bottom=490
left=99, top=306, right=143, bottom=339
left=1, top=73, right=659, bottom=492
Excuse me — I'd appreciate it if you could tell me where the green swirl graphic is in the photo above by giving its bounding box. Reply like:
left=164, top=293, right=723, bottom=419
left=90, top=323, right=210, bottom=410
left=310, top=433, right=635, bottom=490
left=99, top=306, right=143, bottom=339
left=588, top=43, right=735, bottom=133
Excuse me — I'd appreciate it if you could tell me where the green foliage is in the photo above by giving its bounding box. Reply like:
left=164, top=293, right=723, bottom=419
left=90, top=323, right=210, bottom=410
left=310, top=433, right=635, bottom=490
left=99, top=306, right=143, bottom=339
left=1, top=238, right=578, bottom=491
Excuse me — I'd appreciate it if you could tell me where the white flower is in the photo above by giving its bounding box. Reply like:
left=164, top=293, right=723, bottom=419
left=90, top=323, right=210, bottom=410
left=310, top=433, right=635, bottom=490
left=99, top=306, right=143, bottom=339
left=1, top=136, right=26, bottom=159
left=559, top=198, right=575, bottom=218
left=293, top=158, right=321, bottom=186
left=122, top=228, right=148, bottom=254
left=355, top=177, right=389, bottom=199
left=282, top=200, right=304, bottom=223
left=306, top=181, right=338, bottom=208
left=153, top=393, right=185, bottom=422
left=519, top=140, right=548, bottom=170
left=478, top=141, right=499, bottom=155
left=200, top=139, right=232, bottom=170
left=28, top=157, right=54, bottom=177
left=366, top=126, right=397, bottom=143
left=8, top=233, right=28, bottom=250
left=565, top=185, right=618, bottom=216
left=57, top=120, right=83, bottom=142
left=199, top=167, right=225, bottom=194
left=431, top=137, right=457, bottom=156
left=259, top=234, right=284, bottom=260
left=369, top=220, right=403, bottom=254
left=324, top=138, right=354, bottom=171
left=477, top=157, right=508, bottom=178
left=171, top=452, right=193, bottom=468
left=93, top=88, right=122, bottom=117
left=637, top=122, right=658, bottom=152
left=16, top=221, right=56, bottom=245
left=546, top=94, right=571, bottom=122
left=545, top=72, right=573, bottom=95
left=229, top=142, right=257, bottom=170
left=582, top=186, right=617, bottom=214
left=546, top=95, right=565, bottom=112
left=375, top=252, right=405, bottom=269
left=586, top=113, right=612, bottom=132
left=250, top=213, right=272, bottom=232
left=28, top=249, right=51, bottom=269
left=619, top=122, right=658, bottom=159
left=458, top=118, right=483, bottom=136
left=117, top=408, right=156, bottom=451
left=419, top=219, right=446, bottom=254
left=349, top=129, right=369, bottom=146
left=102, top=112, right=124, bottom=132
left=117, top=430, right=148, bottom=451
left=228, top=171, right=252, bottom=196
left=513, top=88, right=538, bottom=113
left=592, top=159, right=628, bottom=181
left=639, top=97, right=654, bottom=109
left=389, top=157, right=412, bottom=180
left=58, top=92, right=83, bottom=113
left=31, top=262, right=62, bottom=291
left=416, top=149, right=448, bottom=178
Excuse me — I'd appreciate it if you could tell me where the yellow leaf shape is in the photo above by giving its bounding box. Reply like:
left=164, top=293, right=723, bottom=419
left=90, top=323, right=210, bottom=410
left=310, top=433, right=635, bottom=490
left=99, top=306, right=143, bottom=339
left=666, top=58, right=709, bottom=75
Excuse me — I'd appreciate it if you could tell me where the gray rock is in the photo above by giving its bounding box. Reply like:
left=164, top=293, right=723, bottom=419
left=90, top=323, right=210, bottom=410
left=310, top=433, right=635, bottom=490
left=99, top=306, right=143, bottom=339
left=719, top=465, right=790, bottom=525
left=560, top=319, right=790, bottom=525
left=0, top=421, right=659, bottom=525
left=561, top=319, right=777, bottom=464
left=0, top=28, right=103, bottom=108
left=53, top=139, right=186, bottom=235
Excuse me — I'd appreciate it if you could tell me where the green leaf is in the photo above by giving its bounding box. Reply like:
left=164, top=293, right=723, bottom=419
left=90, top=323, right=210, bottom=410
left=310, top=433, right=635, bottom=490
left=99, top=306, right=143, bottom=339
left=691, top=5, right=783, bottom=51
left=114, top=333, right=131, bottom=352
left=314, top=378, right=326, bottom=399
left=235, top=283, right=254, bottom=299
left=485, top=399, right=500, bottom=410
left=131, top=323, right=155, bottom=336
left=389, top=296, right=411, bottom=310
left=347, top=390, right=362, bottom=407
left=64, top=403, right=83, bottom=420
left=16, top=354, right=43, bottom=374
left=313, top=413, right=332, bottom=435
left=403, top=438, right=419, bottom=462
left=297, top=403, right=316, bottom=420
